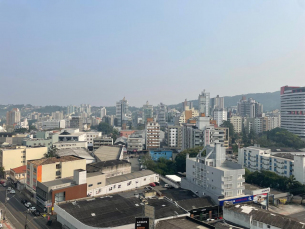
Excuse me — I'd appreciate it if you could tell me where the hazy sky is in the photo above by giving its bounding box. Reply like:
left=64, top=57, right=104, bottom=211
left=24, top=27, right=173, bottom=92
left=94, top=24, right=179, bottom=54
left=1, top=1, right=305, bottom=107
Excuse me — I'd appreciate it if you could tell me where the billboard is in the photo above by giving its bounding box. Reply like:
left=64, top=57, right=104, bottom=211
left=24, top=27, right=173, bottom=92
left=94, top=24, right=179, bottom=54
left=252, top=188, right=270, bottom=196
left=253, top=193, right=267, bottom=206
left=135, top=217, right=149, bottom=229
left=219, top=195, right=254, bottom=206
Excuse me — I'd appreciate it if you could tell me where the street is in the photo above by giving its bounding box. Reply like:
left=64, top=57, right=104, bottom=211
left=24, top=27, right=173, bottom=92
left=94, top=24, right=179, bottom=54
left=0, top=186, right=53, bottom=229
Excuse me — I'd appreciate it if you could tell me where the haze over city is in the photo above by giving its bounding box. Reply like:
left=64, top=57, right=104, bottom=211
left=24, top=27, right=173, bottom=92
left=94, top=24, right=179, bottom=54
left=1, top=0, right=305, bottom=106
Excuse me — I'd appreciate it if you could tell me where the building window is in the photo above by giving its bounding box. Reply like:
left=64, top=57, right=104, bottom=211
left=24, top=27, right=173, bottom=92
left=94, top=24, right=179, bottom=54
left=88, top=184, right=93, bottom=187
left=97, top=182, right=102, bottom=185
left=118, top=185, right=121, bottom=188
left=127, top=181, right=132, bottom=186
left=252, top=220, right=257, bottom=226
left=56, top=164, right=61, bottom=169
left=259, top=222, right=263, bottom=228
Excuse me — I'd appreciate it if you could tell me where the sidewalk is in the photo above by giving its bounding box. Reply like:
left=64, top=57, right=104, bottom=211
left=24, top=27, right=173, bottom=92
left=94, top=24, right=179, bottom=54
left=1, top=220, right=15, bottom=229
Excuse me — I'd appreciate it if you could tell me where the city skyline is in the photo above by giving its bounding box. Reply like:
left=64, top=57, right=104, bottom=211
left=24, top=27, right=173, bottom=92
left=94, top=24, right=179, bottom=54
left=1, top=1, right=305, bottom=106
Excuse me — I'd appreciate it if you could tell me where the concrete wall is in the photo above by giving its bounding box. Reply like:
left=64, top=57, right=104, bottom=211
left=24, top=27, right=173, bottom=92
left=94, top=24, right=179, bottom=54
left=61, top=159, right=87, bottom=178
left=41, top=163, right=56, bottom=182
left=101, top=163, right=131, bottom=178
left=1, top=146, right=26, bottom=171
left=86, top=173, right=106, bottom=191
left=26, top=147, right=47, bottom=161
left=87, top=173, right=159, bottom=197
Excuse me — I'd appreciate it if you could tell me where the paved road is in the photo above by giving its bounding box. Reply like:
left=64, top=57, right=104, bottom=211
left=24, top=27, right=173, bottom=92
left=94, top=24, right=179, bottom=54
left=0, top=186, right=50, bottom=229
left=288, top=210, right=305, bottom=223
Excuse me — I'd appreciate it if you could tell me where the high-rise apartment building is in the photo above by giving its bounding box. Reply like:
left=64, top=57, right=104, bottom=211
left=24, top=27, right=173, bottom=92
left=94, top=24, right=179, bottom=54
left=146, top=121, right=160, bottom=149
left=70, top=116, right=83, bottom=130
left=230, top=116, right=242, bottom=133
left=182, top=99, right=194, bottom=111
left=166, top=125, right=182, bottom=150
left=100, top=107, right=106, bottom=119
left=6, top=108, right=21, bottom=126
left=157, top=103, right=167, bottom=128
left=142, top=101, right=153, bottom=124
left=281, top=86, right=305, bottom=139
left=52, top=111, right=64, bottom=120
left=116, top=97, right=129, bottom=127
left=213, top=108, right=227, bottom=126
left=198, top=90, right=210, bottom=116
left=237, top=97, right=263, bottom=118
left=67, top=105, right=76, bottom=115
left=211, top=95, right=224, bottom=114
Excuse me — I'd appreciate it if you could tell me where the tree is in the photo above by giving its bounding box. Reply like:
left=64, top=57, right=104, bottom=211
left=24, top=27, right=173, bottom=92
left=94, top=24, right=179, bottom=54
left=44, top=146, right=59, bottom=158
left=14, top=128, right=28, bottom=134
left=221, top=121, right=235, bottom=143
left=96, top=122, right=113, bottom=135
left=175, top=146, right=205, bottom=173
left=0, top=167, right=5, bottom=178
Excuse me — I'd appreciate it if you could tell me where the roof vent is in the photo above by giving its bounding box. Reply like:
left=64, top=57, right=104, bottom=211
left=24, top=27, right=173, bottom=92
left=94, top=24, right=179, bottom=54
left=91, top=213, right=96, bottom=216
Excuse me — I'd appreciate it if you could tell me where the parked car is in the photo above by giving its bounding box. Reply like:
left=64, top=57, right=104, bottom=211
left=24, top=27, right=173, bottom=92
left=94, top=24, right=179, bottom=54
left=164, top=184, right=170, bottom=188
left=32, top=210, right=40, bottom=216
left=21, top=199, right=27, bottom=204
left=149, top=183, right=156, bottom=187
left=29, top=207, right=36, bottom=212
left=10, top=189, right=15, bottom=194
left=154, top=182, right=160, bottom=186
left=144, top=186, right=152, bottom=190
left=0, top=181, right=5, bottom=184
left=7, top=187, right=11, bottom=191
left=24, top=202, right=32, bottom=208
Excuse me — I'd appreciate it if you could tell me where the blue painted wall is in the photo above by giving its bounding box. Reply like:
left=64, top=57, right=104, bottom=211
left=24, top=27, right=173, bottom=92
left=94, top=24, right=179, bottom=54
left=150, top=150, right=172, bottom=161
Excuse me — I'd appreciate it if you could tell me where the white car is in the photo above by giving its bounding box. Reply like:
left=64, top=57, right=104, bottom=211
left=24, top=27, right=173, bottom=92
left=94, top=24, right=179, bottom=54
left=29, top=207, right=36, bottom=212
left=7, top=187, right=11, bottom=191
left=25, top=202, right=32, bottom=208
left=0, top=223, right=2, bottom=228
left=10, top=189, right=15, bottom=194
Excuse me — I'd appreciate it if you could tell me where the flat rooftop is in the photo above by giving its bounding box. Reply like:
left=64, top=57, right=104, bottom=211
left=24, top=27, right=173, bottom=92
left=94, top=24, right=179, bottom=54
left=86, top=159, right=130, bottom=173
left=28, top=155, right=83, bottom=166
left=41, top=177, right=74, bottom=188
left=270, top=147, right=303, bottom=152
left=56, top=148, right=95, bottom=161
left=160, top=188, right=216, bottom=210
left=57, top=194, right=188, bottom=228
left=155, top=217, right=210, bottom=229
left=106, top=170, right=155, bottom=185
left=225, top=204, right=305, bottom=228
left=244, top=183, right=285, bottom=195
left=272, top=153, right=294, bottom=160
left=94, top=145, right=122, bottom=161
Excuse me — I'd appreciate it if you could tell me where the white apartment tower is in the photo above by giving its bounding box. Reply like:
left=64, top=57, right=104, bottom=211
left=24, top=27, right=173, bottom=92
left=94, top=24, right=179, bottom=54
left=198, top=90, right=210, bottom=116
left=6, top=108, right=21, bottom=126
left=213, top=109, right=227, bottom=126
left=182, top=144, right=245, bottom=203
left=281, top=86, right=305, bottom=139
left=101, top=107, right=106, bottom=119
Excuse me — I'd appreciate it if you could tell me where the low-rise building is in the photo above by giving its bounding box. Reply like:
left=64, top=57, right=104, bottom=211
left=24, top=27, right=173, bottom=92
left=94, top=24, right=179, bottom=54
left=58, top=131, right=86, bottom=142
left=42, top=120, right=66, bottom=130
left=87, top=170, right=159, bottom=197
left=53, top=141, right=88, bottom=150
left=56, top=148, right=95, bottom=164
left=10, top=165, right=27, bottom=182
left=149, top=149, right=173, bottom=161
left=0, top=146, right=47, bottom=176
left=26, top=155, right=86, bottom=192
left=84, top=131, right=102, bottom=147
left=86, top=159, right=131, bottom=178
left=23, top=132, right=59, bottom=149
left=93, top=137, right=113, bottom=150
left=36, top=169, right=88, bottom=213
left=238, top=146, right=305, bottom=184
left=54, top=190, right=188, bottom=229
left=127, top=131, right=144, bottom=152
left=93, top=145, right=123, bottom=162
left=223, top=203, right=304, bottom=229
